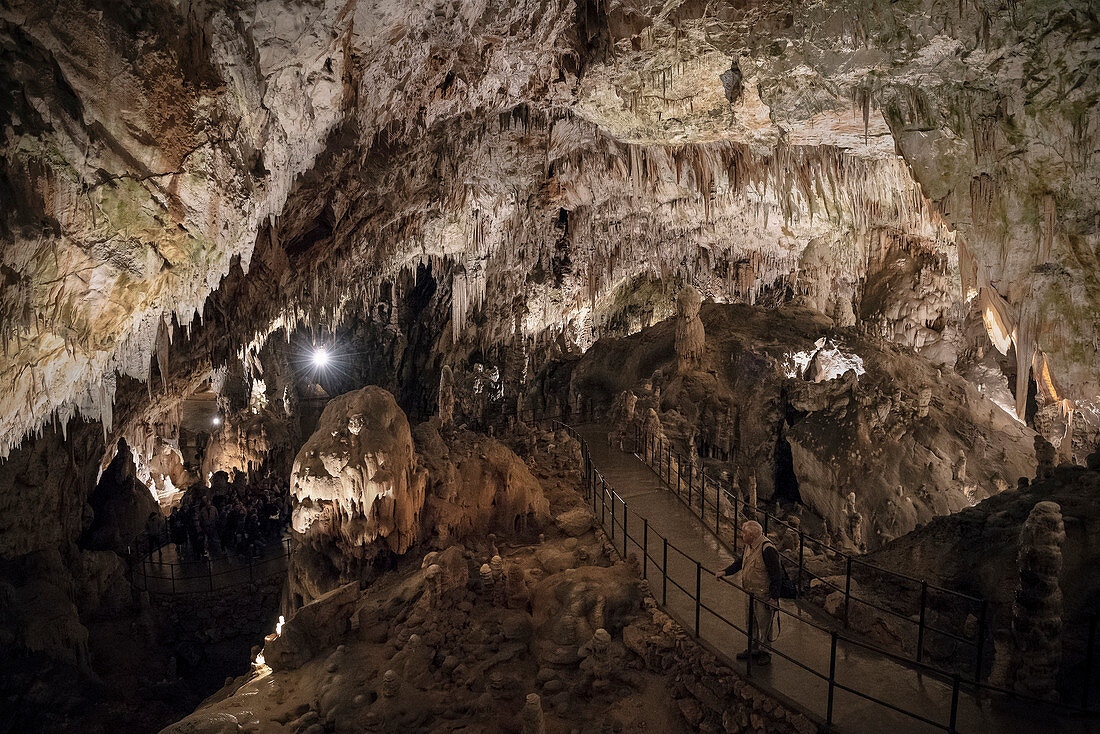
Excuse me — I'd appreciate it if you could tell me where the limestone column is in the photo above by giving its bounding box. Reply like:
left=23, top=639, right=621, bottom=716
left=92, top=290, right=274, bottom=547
left=674, top=286, right=705, bottom=373
left=1010, top=501, right=1065, bottom=699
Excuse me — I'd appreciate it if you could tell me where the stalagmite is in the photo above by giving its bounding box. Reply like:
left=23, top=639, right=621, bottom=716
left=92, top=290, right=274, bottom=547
left=438, top=365, right=455, bottom=430
left=674, top=285, right=706, bottom=373
left=1007, top=502, right=1065, bottom=700
left=917, top=387, right=932, bottom=418
left=845, top=492, right=864, bottom=551
left=521, top=693, right=545, bottom=734
left=382, top=669, right=400, bottom=698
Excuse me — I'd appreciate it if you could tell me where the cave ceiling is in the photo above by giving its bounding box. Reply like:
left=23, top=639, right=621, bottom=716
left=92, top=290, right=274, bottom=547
left=1, top=0, right=1097, bottom=458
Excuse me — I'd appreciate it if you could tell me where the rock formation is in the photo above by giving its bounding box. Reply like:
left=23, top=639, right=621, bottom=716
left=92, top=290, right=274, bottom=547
left=1009, top=501, right=1066, bottom=699
left=290, top=386, right=427, bottom=604
left=568, top=303, right=1038, bottom=548
left=438, top=365, right=455, bottom=430
left=0, top=0, right=1098, bottom=730
left=674, top=286, right=706, bottom=374
left=289, top=385, right=548, bottom=603
left=871, top=463, right=1098, bottom=689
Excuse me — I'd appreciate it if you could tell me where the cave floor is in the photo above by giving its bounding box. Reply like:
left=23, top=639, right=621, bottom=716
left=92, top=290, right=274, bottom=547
left=578, top=425, right=1094, bottom=734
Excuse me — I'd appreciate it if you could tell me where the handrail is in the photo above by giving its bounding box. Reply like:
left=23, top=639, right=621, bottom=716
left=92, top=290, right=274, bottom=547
left=549, top=419, right=1098, bottom=731
left=131, top=536, right=291, bottom=595
left=631, top=426, right=989, bottom=679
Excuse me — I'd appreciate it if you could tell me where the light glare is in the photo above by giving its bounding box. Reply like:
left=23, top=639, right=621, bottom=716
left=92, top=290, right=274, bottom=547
left=312, top=347, right=330, bottom=368
left=212, top=416, right=221, bottom=426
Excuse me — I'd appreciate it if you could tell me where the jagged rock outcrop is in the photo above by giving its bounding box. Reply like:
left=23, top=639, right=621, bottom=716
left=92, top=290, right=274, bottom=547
left=871, top=461, right=1100, bottom=687
left=80, top=439, right=159, bottom=555
left=413, top=422, right=550, bottom=546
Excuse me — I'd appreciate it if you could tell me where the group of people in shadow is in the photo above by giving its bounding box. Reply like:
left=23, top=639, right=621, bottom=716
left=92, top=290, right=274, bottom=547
left=163, top=469, right=290, bottom=561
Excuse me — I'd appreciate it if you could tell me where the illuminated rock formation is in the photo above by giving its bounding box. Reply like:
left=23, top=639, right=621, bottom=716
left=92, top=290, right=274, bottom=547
left=289, top=386, right=548, bottom=603
left=289, top=386, right=427, bottom=603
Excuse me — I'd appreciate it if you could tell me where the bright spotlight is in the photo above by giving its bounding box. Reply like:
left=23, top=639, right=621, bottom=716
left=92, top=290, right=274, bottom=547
left=212, top=416, right=221, bottom=426
left=312, top=347, right=330, bottom=368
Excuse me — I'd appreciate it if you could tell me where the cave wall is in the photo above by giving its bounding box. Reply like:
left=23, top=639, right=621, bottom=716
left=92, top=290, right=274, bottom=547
left=572, top=302, right=1037, bottom=549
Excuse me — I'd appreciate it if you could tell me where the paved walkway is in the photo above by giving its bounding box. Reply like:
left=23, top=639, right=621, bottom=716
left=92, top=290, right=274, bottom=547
left=578, top=424, right=1096, bottom=734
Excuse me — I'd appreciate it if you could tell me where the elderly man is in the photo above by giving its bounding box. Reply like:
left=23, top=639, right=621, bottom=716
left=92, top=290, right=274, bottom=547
left=715, top=520, right=782, bottom=664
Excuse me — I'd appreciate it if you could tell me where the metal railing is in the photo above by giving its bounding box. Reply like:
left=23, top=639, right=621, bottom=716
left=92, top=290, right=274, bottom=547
left=131, top=536, right=292, bottom=595
left=632, top=426, right=989, bottom=680
left=556, top=420, right=1098, bottom=731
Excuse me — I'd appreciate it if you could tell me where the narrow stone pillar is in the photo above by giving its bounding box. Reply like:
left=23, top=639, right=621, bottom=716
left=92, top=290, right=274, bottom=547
left=1010, top=501, right=1065, bottom=699
left=674, top=286, right=705, bottom=373
left=382, top=669, right=399, bottom=698
left=521, top=693, right=545, bottom=734
left=438, top=366, right=455, bottom=429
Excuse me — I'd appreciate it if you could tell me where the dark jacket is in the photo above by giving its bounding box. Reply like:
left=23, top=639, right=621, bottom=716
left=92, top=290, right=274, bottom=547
left=721, top=540, right=782, bottom=600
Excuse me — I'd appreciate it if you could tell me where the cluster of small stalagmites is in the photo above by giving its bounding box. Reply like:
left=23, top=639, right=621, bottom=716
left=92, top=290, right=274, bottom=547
left=1000, top=501, right=1065, bottom=700
left=369, top=547, right=547, bottom=724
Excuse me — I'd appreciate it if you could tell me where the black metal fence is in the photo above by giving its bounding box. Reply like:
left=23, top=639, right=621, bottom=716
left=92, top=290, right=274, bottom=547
left=634, top=427, right=988, bottom=680
left=130, top=537, right=292, bottom=595
left=557, top=420, right=1098, bottom=731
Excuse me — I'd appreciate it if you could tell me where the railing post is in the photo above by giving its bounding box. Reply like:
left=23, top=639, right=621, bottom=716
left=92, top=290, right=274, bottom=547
left=948, top=674, right=960, bottom=733
left=917, top=580, right=928, bottom=662
left=643, top=518, right=649, bottom=580
left=695, top=560, right=702, bottom=635
left=686, top=463, right=691, bottom=506
left=622, top=499, right=628, bottom=558
left=609, top=488, right=615, bottom=543
left=746, top=593, right=756, bottom=676
left=601, top=478, right=607, bottom=530
left=843, top=557, right=853, bottom=627
left=701, top=472, right=706, bottom=520
left=662, top=538, right=669, bottom=605
left=677, top=454, right=682, bottom=496
left=763, top=510, right=769, bottom=536
left=715, top=479, right=721, bottom=535
left=826, top=631, right=838, bottom=728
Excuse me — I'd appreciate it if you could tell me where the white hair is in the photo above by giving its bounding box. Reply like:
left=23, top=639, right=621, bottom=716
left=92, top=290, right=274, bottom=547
left=741, top=520, right=762, bottom=536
